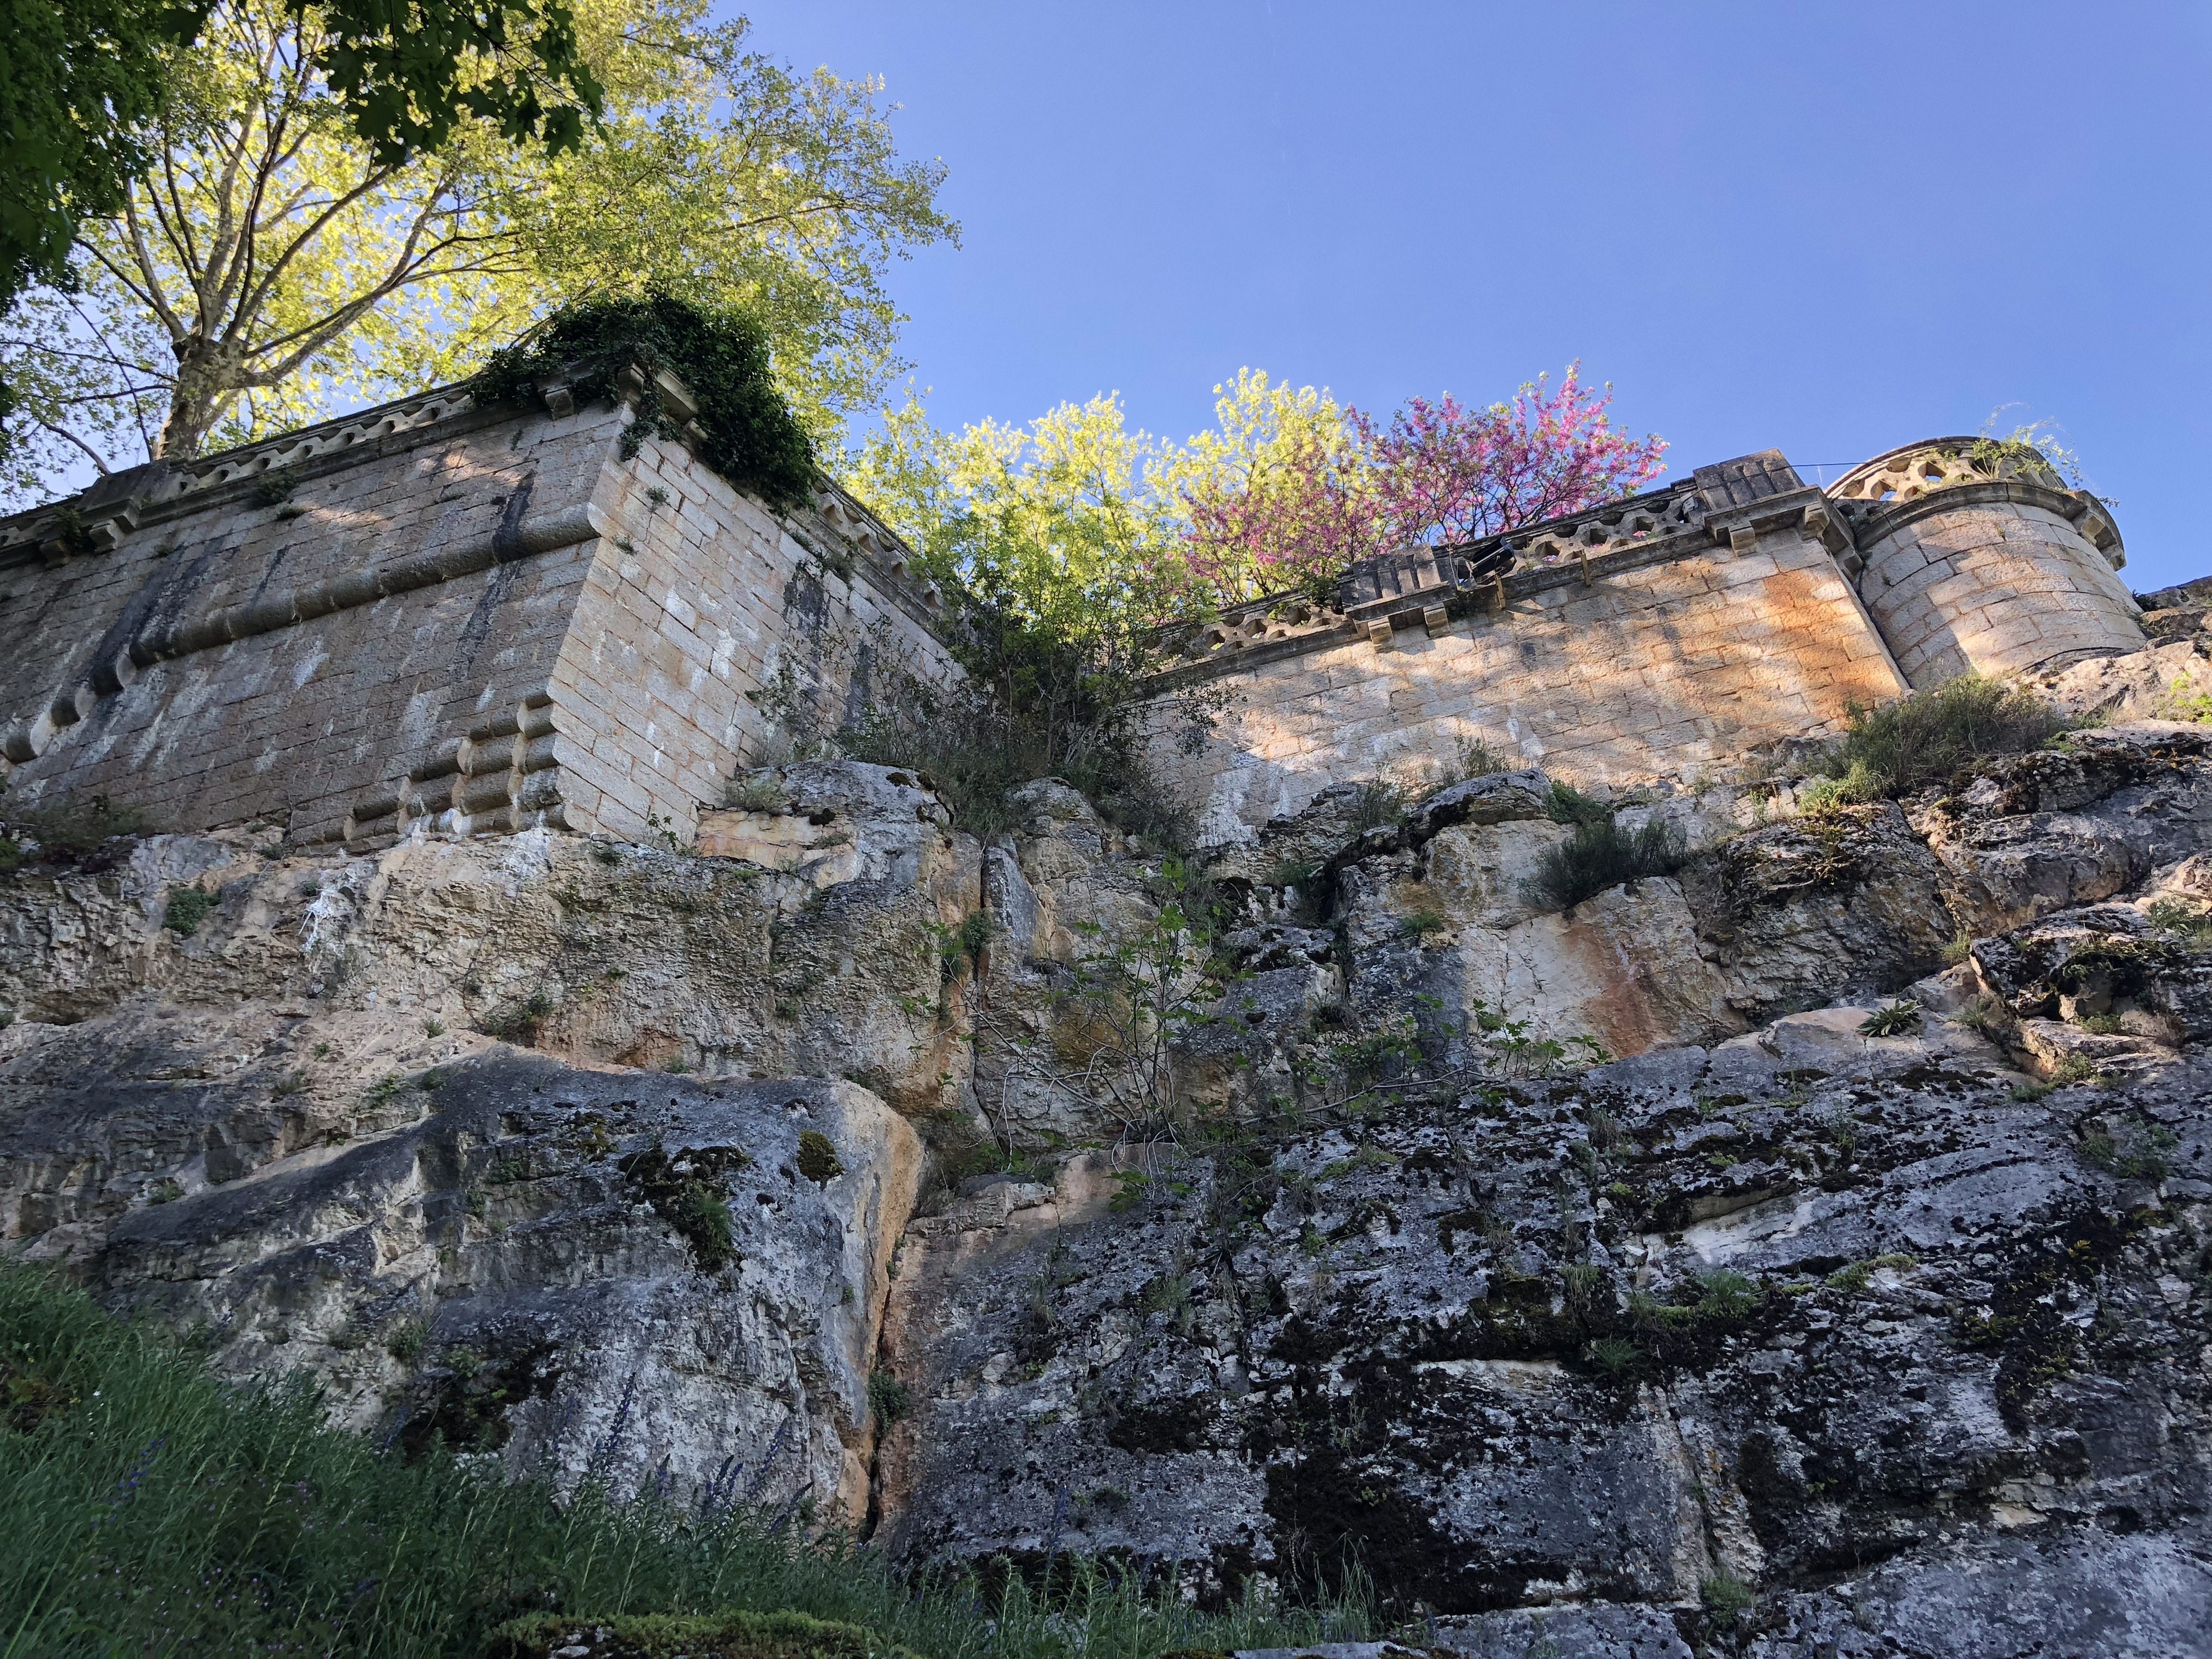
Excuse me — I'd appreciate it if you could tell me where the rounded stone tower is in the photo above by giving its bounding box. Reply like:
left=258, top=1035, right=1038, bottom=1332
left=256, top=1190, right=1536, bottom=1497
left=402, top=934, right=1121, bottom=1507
left=1827, top=438, right=2142, bottom=688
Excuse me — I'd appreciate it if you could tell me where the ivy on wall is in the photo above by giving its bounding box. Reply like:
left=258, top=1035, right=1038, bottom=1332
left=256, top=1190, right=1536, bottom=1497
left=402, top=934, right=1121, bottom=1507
left=476, top=294, right=815, bottom=508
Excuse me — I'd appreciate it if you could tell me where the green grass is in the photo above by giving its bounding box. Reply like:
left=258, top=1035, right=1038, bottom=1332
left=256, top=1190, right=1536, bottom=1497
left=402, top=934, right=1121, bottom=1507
left=0, top=1265, right=1368, bottom=1658
left=1538, top=807, right=1686, bottom=909
left=1818, top=674, right=2064, bottom=802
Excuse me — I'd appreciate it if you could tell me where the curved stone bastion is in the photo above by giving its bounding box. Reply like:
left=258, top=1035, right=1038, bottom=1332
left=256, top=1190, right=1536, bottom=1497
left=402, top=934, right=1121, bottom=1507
left=1145, top=441, right=2142, bottom=845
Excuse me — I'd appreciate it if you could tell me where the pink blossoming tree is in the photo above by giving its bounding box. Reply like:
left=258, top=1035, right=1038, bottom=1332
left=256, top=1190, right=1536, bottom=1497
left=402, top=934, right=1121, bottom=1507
left=1180, top=362, right=1666, bottom=603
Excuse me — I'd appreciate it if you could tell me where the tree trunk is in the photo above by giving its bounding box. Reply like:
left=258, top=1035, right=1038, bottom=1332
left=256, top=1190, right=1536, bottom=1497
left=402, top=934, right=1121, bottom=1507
left=154, top=336, right=246, bottom=461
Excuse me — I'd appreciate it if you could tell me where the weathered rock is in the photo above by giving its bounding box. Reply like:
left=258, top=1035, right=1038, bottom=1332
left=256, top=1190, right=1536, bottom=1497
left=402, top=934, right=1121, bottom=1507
left=873, top=1014, right=2210, bottom=1624
left=1912, top=725, right=2212, bottom=935
left=6, top=714, right=2212, bottom=1647
left=9, top=1046, right=917, bottom=1520
left=1680, top=802, right=1955, bottom=1021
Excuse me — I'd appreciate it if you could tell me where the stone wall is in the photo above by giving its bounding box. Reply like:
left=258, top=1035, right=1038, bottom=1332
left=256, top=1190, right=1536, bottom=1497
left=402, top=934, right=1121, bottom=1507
left=0, top=382, right=958, bottom=847
left=1145, top=438, right=2143, bottom=846
left=1147, top=465, right=1909, bottom=845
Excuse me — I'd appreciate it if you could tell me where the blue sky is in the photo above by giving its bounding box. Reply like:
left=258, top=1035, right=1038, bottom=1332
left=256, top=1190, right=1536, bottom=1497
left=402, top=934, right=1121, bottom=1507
left=740, top=1, right=2212, bottom=592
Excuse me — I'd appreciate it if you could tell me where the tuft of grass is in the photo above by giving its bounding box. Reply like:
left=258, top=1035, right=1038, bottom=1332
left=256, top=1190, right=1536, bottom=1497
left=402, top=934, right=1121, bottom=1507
left=2080, top=1121, right=2178, bottom=1180
left=0, top=1264, right=1368, bottom=1658
left=1701, top=1571, right=1756, bottom=1615
left=1587, top=1336, right=1639, bottom=1375
left=2145, top=896, right=2212, bottom=950
left=1940, top=932, right=1976, bottom=966
left=724, top=774, right=789, bottom=813
left=1818, top=674, right=2064, bottom=802
left=161, top=886, right=216, bottom=937
left=1538, top=809, right=1686, bottom=909
left=1401, top=905, right=1449, bottom=940
left=1694, top=1268, right=1759, bottom=1318
left=1350, top=778, right=1406, bottom=833
left=1859, top=1000, right=1923, bottom=1038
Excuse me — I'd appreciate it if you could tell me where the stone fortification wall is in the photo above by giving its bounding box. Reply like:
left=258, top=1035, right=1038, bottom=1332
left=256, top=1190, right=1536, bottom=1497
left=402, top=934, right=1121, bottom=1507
left=1824, top=438, right=2140, bottom=687
left=0, top=380, right=956, bottom=846
left=1147, top=438, right=2145, bottom=846
left=1146, top=453, right=1910, bottom=844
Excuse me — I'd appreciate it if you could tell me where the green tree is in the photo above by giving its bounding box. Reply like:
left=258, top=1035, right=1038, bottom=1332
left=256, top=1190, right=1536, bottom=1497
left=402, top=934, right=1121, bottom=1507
left=1, top=0, right=953, bottom=497
left=0, top=0, right=605, bottom=327
left=0, top=0, right=201, bottom=348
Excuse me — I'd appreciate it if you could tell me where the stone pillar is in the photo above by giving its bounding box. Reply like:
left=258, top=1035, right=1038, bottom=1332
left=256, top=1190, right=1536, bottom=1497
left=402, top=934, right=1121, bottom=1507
left=1830, top=438, right=2141, bottom=689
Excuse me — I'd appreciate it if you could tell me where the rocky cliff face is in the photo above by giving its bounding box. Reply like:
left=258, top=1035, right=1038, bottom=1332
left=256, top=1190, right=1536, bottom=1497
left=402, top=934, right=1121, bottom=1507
left=3, top=697, right=2210, bottom=1653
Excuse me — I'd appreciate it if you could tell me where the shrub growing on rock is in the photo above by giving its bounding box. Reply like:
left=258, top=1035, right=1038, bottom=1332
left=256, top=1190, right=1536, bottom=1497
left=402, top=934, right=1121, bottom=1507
left=1821, top=674, right=2064, bottom=801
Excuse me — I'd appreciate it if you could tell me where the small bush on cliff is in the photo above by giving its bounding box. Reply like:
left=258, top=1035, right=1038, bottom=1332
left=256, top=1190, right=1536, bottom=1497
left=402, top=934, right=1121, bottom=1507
left=476, top=295, right=815, bottom=508
left=1820, top=674, right=2063, bottom=801
left=2, top=792, right=154, bottom=861
left=1538, top=810, right=1686, bottom=909
left=843, top=601, right=1204, bottom=843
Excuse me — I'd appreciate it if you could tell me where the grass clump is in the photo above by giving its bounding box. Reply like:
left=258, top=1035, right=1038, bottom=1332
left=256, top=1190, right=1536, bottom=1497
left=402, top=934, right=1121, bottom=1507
left=2080, top=1121, right=2178, bottom=1180
left=725, top=774, right=790, bottom=813
left=0, top=1264, right=1370, bottom=1658
left=488, top=1608, right=911, bottom=1659
left=2, top=793, right=155, bottom=862
left=1538, top=790, right=1686, bottom=910
left=1817, top=674, right=2064, bottom=802
left=1700, top=1571, right=1756, bottom=1615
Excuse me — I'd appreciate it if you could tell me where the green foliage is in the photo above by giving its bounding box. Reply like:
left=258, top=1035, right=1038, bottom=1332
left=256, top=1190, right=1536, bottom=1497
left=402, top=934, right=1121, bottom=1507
left=0, top=1264, right=1368, bottom=1657
left=1350, top=779, right=1406, bottom=832
left=2079, top=1121, right=2178, bottom=1180
left=385, top=1314, right=429, bottom=1362
left=1537, top=807, right=1686, bottom=910
left=1700, top=1571, right=1756, bottom=1615
left=726, top=774, right=790, bottom=812
left=1858, top=1000, right=1923, bottom=1037
left=1818, top=675, right=2064, bottom=802
left=2161, top=676, right=2212, bottom=724
left=1542, top=780, right=1611, bottom=828
left=312, top=0, right=606, bottom=169
left=1586, top=1336, right=1639, bottom=1375
left=866, top=1368, right=912, bottom=1426
left=3, top=792, right=154, bottom=858
left=6, top=1, right=954, bottom=492
left=795, top=1130, right=843, bottom=1184
left=160, top=884, right=216, bottom=936
left=0, top=0, right=196, bottom=328
left=1825, top=1260, right=1873, bottom=1293
left=478, top=294, right=813, bottom=505
left=843, top=592, right=1198, bottom=843
left=1401, top=906, right=1449, bottom=940
left=1693, top=1269, right=1758, bottom=1319
left=2146, top=896, right=2212, bottom=950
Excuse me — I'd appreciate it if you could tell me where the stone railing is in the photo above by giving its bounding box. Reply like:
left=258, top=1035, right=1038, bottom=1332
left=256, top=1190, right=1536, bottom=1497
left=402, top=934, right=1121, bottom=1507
left=1826, top=436, right=2124, bottom=566
left=1170, top=479, right=1719, bottom=669
left=0, top=387, right=483, bottom=562
left=1826, top=437, right=2057, bottom=508
left=1499, top=483, right=1709, bottom=572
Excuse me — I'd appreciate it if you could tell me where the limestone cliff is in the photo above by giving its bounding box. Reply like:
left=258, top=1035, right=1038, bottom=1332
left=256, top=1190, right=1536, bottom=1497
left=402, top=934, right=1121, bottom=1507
left=4, top=661, right=2211, bottom=1655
